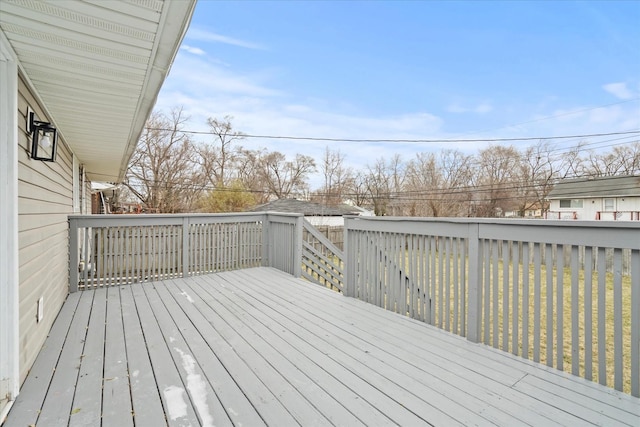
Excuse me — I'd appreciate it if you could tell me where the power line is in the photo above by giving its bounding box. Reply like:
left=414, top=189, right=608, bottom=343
left=145, top=127, right=640, bottom=145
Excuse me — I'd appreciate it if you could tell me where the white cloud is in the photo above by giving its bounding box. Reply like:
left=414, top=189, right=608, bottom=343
left=186, top=28, right=264, bottom=50
left=603, top=82, right=634, bottom=100
left=180, top=44, right=206, bottom=56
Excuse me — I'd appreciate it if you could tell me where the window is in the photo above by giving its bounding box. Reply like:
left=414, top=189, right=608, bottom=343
left=604, top=198, right=615, bottom=211
left=559, top=199, right=583, bottom=208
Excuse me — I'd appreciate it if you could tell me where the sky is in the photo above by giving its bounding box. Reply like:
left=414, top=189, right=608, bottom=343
left=155, top=0, right=640, bottom=188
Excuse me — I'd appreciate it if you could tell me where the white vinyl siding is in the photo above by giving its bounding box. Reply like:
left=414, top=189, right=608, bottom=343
left=17, top=74, right=73, bottom=384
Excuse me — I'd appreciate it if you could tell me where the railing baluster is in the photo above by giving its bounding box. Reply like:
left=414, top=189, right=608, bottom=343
left=597, top=247, right=607, bottom=386
left=557, top=244, right=565, bottom=370
left=546, top=243, right=554, bottom=367
left=613, top=248, right=623, bottom=391
left=584, top=246, right=594, bottom=380
left=632, top=249, right=640, bottom=397
left=533, top=242, right=541, bottom=363
left=502, top=240, right=509, bottom=352
left=522, top=242, right=530, bottom=359
left=512, top=241, right=520, bottom=355
left=571, top=245, right=580, bottom=376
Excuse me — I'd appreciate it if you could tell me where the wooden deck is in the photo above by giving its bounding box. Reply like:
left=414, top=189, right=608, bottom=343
left=5, top=268, right=639, bottom=426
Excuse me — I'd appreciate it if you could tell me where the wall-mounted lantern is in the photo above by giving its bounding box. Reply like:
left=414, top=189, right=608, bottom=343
left=27, top=107, right=57, bottom=162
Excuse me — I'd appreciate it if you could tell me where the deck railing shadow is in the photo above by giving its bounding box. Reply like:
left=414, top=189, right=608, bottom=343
left=68, top=213, right=640, bottom=397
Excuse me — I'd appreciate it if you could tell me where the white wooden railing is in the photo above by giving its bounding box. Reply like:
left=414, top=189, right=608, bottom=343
left=344, top=216, right=640, bottom=397
left=68, top=212, right=302, bottom=292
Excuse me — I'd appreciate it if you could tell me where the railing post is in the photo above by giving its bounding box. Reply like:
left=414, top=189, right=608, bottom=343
left=467, top=222, right=482, bottom=343
left=182, top=216, right=189, bottom=278
left=262, top=213, right=270, bottom=267
left=344, top=216, right=355, bottom=297
left=69, top=217, right=79, bottom=293
left=293, top=214, right=303, bottom=277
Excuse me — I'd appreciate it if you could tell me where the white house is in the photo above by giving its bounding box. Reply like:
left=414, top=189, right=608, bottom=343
left=250, top=198, right=373, bottom=227
left=0, top=1, right=196, bottom=420
left=546, top=175, right=640, bottom=220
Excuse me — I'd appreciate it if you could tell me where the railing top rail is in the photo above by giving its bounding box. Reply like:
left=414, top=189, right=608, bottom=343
left=344, top=215, right=640, bottom=249
left=343, top=214, right=640, bottom=229
left=68, top=212, right=304, bottom=228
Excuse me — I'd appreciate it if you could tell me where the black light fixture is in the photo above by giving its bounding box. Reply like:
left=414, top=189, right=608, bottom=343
left=27, top=108, right=57, bottom=162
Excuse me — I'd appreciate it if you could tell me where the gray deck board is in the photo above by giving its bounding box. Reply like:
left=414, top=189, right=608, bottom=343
left=130, top=282, right=201, bottom=427
left=120, top=284, right=167, bottom=427
left=36, top=290, right=93, bottom=426
left=5, top=267, right=640, bottom=426
left=102, top=286, right=135, bottom=427
left=69, top=286, right=106, bottom=427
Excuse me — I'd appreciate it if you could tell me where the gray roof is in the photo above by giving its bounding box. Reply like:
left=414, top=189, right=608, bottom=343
left=547, top=175, right=640, bottom=199
left=249, top=199, right=361, bottom=216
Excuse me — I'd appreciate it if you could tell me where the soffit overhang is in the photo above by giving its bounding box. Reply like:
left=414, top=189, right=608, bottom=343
left=0, top=0, right=196, bottom=182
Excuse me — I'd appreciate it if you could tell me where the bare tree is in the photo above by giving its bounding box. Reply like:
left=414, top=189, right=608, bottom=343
left=405, top=150, right=473, bottom=217
left=514, top=141, right=557, bottom=217
left=197, top=116, right=245, bottom=187
left=258, top=151, right=317, bottom=199
left=317, top=146, right=353, bottom=206
left=125, top=108, right=204, bottom=213
left=586, top=141, right=640, bottom=176
left=472, top=145, right=521, bottom=217
left=364, top=158, right=393, bottom=216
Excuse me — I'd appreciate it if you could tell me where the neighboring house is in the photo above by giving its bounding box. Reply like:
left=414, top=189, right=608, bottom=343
left=546, top=175, right=640, bottom=220
left=504, top=203, right=545, bottom=219
left=250, top=198, right=373, bottom=227
left=0, top=1, right=196, bottom=420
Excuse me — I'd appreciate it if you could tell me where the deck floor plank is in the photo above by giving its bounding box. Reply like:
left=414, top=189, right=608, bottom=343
left=120, top=284, right=168, bottom=427
left=129, top=282, right=202, bottom=427
left=185, top=275, right=375, bottom=427
left=156, top=280, right=267, bottom=427
left=174, top=278, right=334, bottom=426
left=68, top=287, right=107, bottom=427
left=160, top=281, right=299, bottom=427
left=5, top=267, right=640, bottom=427
left=36, top=290, right=94, bottom=426
left=102, top=286, right=134, bottom=427
left=142, top=281, right=234, bottom=427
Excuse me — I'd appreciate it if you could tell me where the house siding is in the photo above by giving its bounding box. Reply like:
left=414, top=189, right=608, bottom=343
left=549, top=196, right=640, bottom=220
left=17, top=74, right=74, bottom=384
